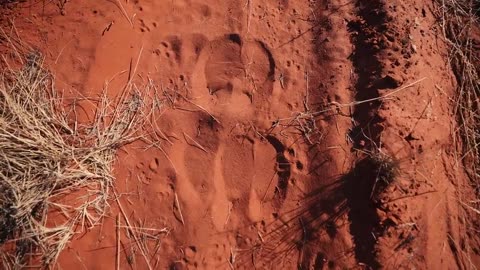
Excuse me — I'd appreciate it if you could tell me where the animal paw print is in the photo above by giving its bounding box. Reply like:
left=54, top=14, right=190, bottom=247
left=153, top=34, right=208, bottom=70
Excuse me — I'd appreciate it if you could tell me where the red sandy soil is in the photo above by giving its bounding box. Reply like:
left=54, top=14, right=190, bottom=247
left=1, top=0, right=480, bottom=269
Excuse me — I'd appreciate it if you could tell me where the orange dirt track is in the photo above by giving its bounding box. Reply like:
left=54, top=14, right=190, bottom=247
left=1, top=0, right=480, bottom=269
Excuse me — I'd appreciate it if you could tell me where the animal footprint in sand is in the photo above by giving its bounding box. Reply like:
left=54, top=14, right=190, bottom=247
left=154, top=34, right=208, bottom=71
left=265, top=135, right=291, bottom=207
left=191, top=33, right=276, bottom=107
left=174, top=34, right=287, bottom=228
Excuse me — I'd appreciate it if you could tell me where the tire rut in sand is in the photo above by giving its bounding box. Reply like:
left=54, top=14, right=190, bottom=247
left=345, top=0, right=392, bottom=267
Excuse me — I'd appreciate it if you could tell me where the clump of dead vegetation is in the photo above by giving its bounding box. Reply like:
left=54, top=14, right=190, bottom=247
left=433, top=0, right=480, bottom=266
left=435, top=0, right=480, bottom=192
left=0, top=50, right=153, bottom=268
left=355, top=145, right=400, bottom=200
left=368, top=148, right=400, bottom=199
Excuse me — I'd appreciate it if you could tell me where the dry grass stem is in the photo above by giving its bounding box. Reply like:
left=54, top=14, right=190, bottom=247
left=173, top=192, right=185, bottom=226
left=182, top=132, right=208, bottom=153
left=116, top=215, right=121, bottom=270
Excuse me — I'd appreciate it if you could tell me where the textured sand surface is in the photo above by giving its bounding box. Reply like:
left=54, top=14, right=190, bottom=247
left=1, top=0, right=480, bottom=269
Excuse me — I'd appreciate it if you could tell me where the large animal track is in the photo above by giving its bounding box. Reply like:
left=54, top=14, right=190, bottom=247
left=156, top=32, right=294, bottom=232
left=190, top=33, right=277, bottom=110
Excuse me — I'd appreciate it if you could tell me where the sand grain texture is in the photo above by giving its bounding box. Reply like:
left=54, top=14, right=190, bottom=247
left=1, top=0, right=480, bottom=269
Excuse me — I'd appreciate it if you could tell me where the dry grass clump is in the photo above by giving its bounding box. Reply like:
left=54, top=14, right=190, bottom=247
left=369, top=149, right=399, bottom=198
left=355, top=147, right=400, bottom=200
left=433, top=0, right=480, bottom=267
left=435, top=0, right=480, bottom=193
left=0, top=52, right=150, bottom=268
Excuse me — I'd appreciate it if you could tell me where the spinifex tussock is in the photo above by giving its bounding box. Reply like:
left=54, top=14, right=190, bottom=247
left=0, top=52, right=152, bottom=269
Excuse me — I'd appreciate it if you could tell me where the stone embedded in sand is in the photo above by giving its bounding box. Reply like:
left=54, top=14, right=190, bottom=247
left=149, top=158, right=159, bottom=171
left=185, top=246, right=197, bottom=259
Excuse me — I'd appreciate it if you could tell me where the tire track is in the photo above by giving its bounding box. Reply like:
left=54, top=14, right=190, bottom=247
left=345, top=0, right=391, bottom=267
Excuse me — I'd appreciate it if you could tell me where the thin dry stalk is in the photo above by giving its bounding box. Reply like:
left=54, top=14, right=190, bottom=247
left=173, top=192, right=185, bottom=226
left=276, top=77, right=427, bottom=122
left=116, top=215, right=120, bottom=270
left=182, top=132, right=208, bottom=153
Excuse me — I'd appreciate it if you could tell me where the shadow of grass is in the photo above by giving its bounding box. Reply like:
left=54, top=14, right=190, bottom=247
left=236, top=156, right=391, bottom=269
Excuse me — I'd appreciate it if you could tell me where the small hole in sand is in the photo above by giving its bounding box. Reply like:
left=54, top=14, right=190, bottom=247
left=227, top=33, right=242, bottom=45
left=296, top=161, right=303, bottom=170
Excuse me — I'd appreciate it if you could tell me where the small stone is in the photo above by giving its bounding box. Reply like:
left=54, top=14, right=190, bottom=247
left=414, top=17, right=420, bottom=27
left=170, top=261, right=186, bottom=270
left=385, top=32, right=395, bottom=42
left=185, top=246, right=197, bottom=259
left=376, top=208, right=387, bottom=221
left=149, top=159, right=158, bottom=171
left=411, top=44, right=417, bottom=53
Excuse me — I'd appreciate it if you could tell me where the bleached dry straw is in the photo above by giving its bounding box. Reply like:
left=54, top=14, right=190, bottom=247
left=0, top=52, right=151, bottom=269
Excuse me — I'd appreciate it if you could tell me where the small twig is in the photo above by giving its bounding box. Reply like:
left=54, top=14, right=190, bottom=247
left=304, top=70, right=310, bottom=111
left=174, top=192, right=185, bottom=225
left=54, top=38, right=73, bottom=64
left=261, top=172, right=277, bottom=202
left=459, top=200, right=480, bottom=215
left=246, top=0, right=252, bottom=34
left=407, top=97, right=432, bottom=136
left=102, top=21, right=115, bottom=36
left=177, top=92, right=221, bottom=124
left=384, top=189, right=438, bottom=204
left=224, top=202, right=233, bottom=228
left=114, top=0, right=133, bottom=27
left=257, top=231, right=264, bottom=243
left=116, top=215, right=121, bottom=270
left=229, top=247, right=237, bottom=270
left=117, top=226, right=169, bottom=233
left=183, top=132, right=208, bottom=153
left=278, top=77, right=427, bottom=121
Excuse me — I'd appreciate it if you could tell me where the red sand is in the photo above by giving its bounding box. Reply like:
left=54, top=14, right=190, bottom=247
left=1, top=0, right=480, bottom=269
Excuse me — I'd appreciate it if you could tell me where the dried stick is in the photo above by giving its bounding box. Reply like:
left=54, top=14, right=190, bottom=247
left=174, top=192, right=185, bottom=226
left=183, top=132, right=208, bottom=153
left=116, top=215, right=121, bottom=270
